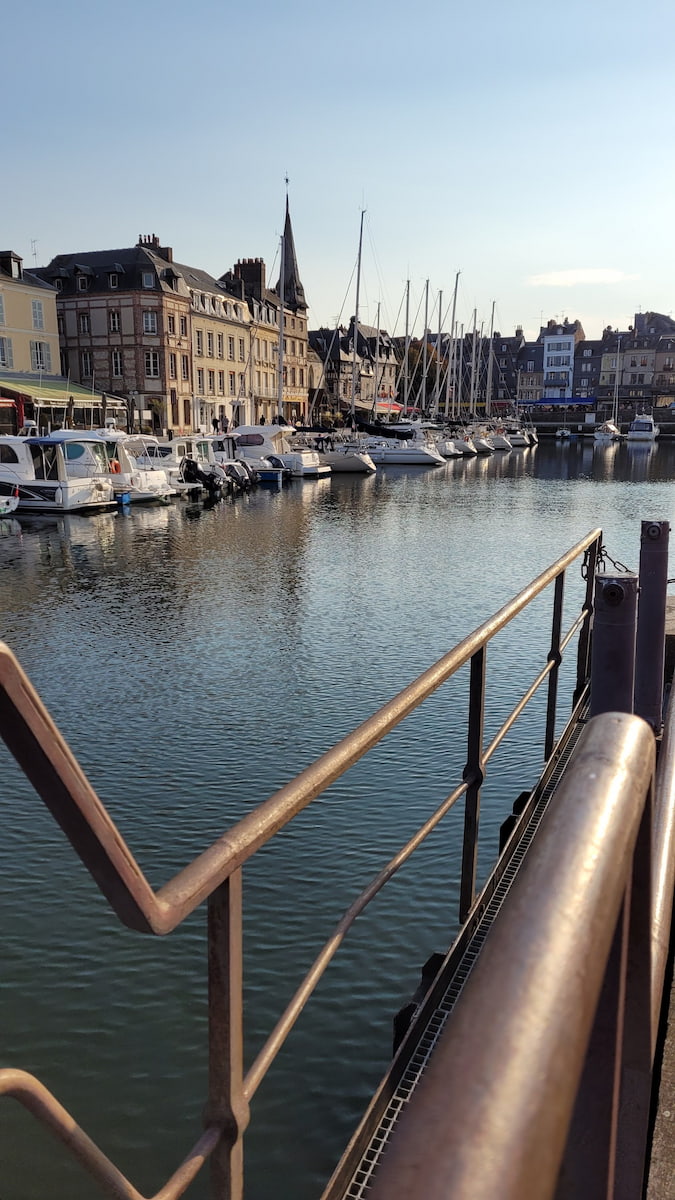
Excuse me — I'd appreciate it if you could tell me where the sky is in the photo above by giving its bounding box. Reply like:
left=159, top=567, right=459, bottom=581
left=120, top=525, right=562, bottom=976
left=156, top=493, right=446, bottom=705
left=5, top=0, right=675, bottom=344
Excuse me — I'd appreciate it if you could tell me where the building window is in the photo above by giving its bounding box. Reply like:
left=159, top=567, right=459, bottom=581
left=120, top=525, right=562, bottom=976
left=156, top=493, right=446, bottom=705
left=228, top=336, right=235, bottom=359
left=207, top=332, right=214, bottom=357
left=183, top=396, right=191, bottom=425
left=79, top=313, right=90, bottom=334
left=30, top=340, right=51, bottom=371
left=145, top=350, right=160, bottom=377
left=142, top=272, right=154, bottom=289
left=169, top=352, right=177, bottom=379
left=218, top=370, right=224, bottom=393
left=182, top=354, right=189, bottom=381
left=195, top=329, right=203, bottom=355
left=0, top=295, right=5, bottom=325
left=291, top=367, right=296, bottom=386
left=81, top=349, right=92, bottom=376
left=109, top=273, right=118, bottom=289
left=179, top=315, right=188, bottom=337
left=109, top=310, right=120, bottom=333
left=77, top=275, right=89, bottom=291
left=111, top=349, right=123, bottom=376
left=217, top=333, right=224, bottom=358
left=229, top=371, right=236, bottom=394
left=299, top=368, right=304, bottom=387
left=238, top=372, right=245, bottom=393
left=208, top=369, right=215, bottom=393
left=0, top=336, right=13, bottom=367
left=238, top=338, right=245, bottom=362
left=57, top=316, right=64, bottom=336
left=143, top=310, right=158, bottom=334
left=32, top=300, right=44, bottom=330
left=197, top=368, right=204, bottom=393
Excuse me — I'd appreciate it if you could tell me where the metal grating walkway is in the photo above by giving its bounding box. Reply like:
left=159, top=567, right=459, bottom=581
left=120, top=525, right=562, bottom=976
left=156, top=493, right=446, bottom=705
left=340, top=717, right=587, bottom=1199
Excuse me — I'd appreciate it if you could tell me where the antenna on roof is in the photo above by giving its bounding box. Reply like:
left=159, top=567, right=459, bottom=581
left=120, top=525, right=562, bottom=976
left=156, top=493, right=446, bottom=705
left=31, top=239, right=38, bottom=267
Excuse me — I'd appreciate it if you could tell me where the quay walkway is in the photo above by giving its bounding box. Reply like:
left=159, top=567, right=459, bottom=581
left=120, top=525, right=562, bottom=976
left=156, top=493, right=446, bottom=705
left=1, top=522, right=675, bottom=1198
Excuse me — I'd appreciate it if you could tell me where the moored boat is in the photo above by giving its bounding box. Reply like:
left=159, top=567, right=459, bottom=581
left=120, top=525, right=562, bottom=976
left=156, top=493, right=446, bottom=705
left=0, top=434, right=116, bottom=513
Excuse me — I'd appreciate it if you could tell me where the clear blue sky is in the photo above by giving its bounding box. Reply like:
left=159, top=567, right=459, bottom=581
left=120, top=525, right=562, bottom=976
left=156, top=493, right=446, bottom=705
left=5, top=0, right=675, bottom=343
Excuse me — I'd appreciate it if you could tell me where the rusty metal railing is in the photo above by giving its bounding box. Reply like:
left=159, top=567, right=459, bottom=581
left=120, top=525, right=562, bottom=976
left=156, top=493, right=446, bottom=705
left=0, top=527, right=602, bottom=1199
left=366, top=712, right=656, bottom=1200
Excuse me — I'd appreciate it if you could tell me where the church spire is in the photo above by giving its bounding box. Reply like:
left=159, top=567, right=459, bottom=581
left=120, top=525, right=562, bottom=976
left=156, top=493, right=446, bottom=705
left=275, top=192, right=307, bottom=313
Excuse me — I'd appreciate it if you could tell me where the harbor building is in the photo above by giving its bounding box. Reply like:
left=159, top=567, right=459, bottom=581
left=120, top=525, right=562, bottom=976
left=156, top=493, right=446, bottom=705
left=0, top=251, right=61, bottom=433
left=35, top=237, right=252, bottom=436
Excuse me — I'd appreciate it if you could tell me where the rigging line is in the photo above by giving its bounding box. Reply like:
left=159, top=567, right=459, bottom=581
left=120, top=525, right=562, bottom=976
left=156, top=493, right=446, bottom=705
left=308, top=260, right=360, bottom=419
left=363, top=213, right=395, bottom=333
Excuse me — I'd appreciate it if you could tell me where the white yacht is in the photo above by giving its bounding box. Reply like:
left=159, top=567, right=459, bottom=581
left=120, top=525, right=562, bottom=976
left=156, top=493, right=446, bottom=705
left=52, top=428, right=176, bottom=503
left=302, top=432, right=376, bottom=474
left=233, top=424, right=331, bottom=478
left=133, top=435, right=232, bottom=496
left=626, top=413, right=659, bottom=443
left=364, top=423, right=445, bottom=466
left=0, top=434, right=116, bottom=512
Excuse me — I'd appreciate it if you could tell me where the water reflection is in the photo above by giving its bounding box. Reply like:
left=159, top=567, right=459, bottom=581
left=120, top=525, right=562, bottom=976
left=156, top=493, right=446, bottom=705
left=2, top=446, right=675, bottom=1199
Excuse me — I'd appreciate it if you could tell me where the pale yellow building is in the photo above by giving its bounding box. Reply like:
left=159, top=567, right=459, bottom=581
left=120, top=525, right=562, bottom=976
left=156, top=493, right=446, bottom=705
left=0, top=251, right=60, bottom=377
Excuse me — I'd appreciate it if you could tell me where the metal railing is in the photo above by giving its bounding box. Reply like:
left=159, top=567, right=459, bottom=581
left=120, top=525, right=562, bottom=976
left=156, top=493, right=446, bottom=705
left=0, top=528, right=602, bottom=1199
left=365, top=712, right=658, bottom=1200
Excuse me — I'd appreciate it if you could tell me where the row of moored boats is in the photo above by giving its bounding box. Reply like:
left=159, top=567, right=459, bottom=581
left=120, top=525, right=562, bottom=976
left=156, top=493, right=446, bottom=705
left=0, top=417, right=540, bottom=515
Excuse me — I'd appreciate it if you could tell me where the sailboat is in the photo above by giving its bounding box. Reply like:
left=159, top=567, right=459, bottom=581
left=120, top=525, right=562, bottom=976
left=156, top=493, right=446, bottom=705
left=595, top=336, right=623, bottom=443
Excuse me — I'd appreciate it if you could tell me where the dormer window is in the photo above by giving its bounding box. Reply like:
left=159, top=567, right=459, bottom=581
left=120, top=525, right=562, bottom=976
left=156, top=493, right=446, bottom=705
left=78, top=275, right=89, bottom=291
left=142, top=272, right=154, bottom=289
left=109, top=273, right=118, bottom=289
left=54, top=278, right=63, bottom=291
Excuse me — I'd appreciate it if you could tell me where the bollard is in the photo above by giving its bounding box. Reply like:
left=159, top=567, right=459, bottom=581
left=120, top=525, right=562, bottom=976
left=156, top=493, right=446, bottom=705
left=589, top=573, right=638, bottom=717
left=634, top=520, right=670, bottom=734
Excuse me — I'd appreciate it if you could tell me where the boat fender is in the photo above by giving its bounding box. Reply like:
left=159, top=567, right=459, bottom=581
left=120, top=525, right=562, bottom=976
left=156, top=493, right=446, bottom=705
left=110, top=459, right=122, bottom=474
left=55, top=487, right=63, bottom=506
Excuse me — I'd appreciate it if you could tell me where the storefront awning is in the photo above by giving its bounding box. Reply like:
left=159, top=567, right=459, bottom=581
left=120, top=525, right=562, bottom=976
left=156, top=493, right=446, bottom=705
left=0, top=374, right=124, bottom=407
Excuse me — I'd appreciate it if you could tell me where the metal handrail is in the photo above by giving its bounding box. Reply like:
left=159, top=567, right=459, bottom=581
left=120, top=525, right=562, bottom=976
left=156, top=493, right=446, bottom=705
left=0, top=527, right=603, bottom=1198
left=366, top=713, right=656, bottom=1200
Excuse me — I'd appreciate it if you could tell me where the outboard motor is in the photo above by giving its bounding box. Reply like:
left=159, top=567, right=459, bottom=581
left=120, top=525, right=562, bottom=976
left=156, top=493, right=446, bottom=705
left=180, top=457, right=222, bottom=498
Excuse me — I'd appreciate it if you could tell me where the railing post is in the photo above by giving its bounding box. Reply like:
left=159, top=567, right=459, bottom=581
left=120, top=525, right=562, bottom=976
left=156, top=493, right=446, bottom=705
left=460, top=647, right=486, bottom=922
left=574, top=535, right=599, bottom=706
left=634, top=520, right=669, bottom=734
left=589, top=574, right=638, bottom=717
left=205, top=871, right=249, bottom=1200
left=545, top=573, right=565, bottom=760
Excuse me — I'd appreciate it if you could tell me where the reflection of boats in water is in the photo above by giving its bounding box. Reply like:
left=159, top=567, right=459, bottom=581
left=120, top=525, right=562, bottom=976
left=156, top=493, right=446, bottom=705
left=0, top=517, right=21, bottom=537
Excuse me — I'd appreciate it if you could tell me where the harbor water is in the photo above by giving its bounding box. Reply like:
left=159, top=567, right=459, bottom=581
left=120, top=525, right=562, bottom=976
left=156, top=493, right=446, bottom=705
left=2, top=438, right=674, bottom=1200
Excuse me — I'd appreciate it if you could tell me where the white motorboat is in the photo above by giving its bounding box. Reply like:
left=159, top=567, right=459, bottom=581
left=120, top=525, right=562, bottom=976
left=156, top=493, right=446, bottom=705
left=134, top=435, right=233, bottom=497
left=503, top=423, right=530, bottom=447
left=0, top=434, right=116, bottom=512
left=626, top=413, right=659, bottom=443
left=0, top=481, right=20, bottom=515
left=53, top=429, right=176, bottom=503
left=233, top=424, right=331, bottom=478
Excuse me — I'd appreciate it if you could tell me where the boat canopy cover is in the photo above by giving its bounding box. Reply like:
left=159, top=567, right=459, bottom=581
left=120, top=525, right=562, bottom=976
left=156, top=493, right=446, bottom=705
left=355, top=419, right=414, bottom=439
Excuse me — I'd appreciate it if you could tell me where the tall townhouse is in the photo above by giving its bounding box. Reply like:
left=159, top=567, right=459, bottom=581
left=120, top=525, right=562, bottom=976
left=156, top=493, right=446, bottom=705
left=653, top=335, right=675, bottom=406
left=308, top=326, right=369, bottom=415
left=182, top=267, right=251, bottom=430
left=515, top=342, right=544, bottom=405
left=0, top=251, right=60, bottom=432
left=598, top=330, right=626, bottom=407
left=492, top=327, right=525, bottom=407
left=220, top=198, right=310, bottom=424
left=540, top=318, right=585, bottom=399
left=573, top=339, right=604, bottom=402
left=36, top=236, right=195, bottom=434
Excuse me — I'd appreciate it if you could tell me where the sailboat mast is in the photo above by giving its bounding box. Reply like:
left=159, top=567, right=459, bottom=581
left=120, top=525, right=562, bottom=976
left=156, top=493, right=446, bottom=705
left=613, top=334, right=621, bottom=423
left=469, top=309, right=478, bottom=417
left=372, top=300, right=381, bottom=417
left=277, top=230, right=285, bottom=420
left=350, top=209, right=365, bottom=423
left=433, top=289, right=442, bottom=418
left=403, top=280, right=411, bottom=412
left=485, top=299, right=496, bottom=419
left=445, top=271, right=460, bottom=419
left=456, top=323, right=464, bottom=416
left=420, top=279, right=429, bottom=413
